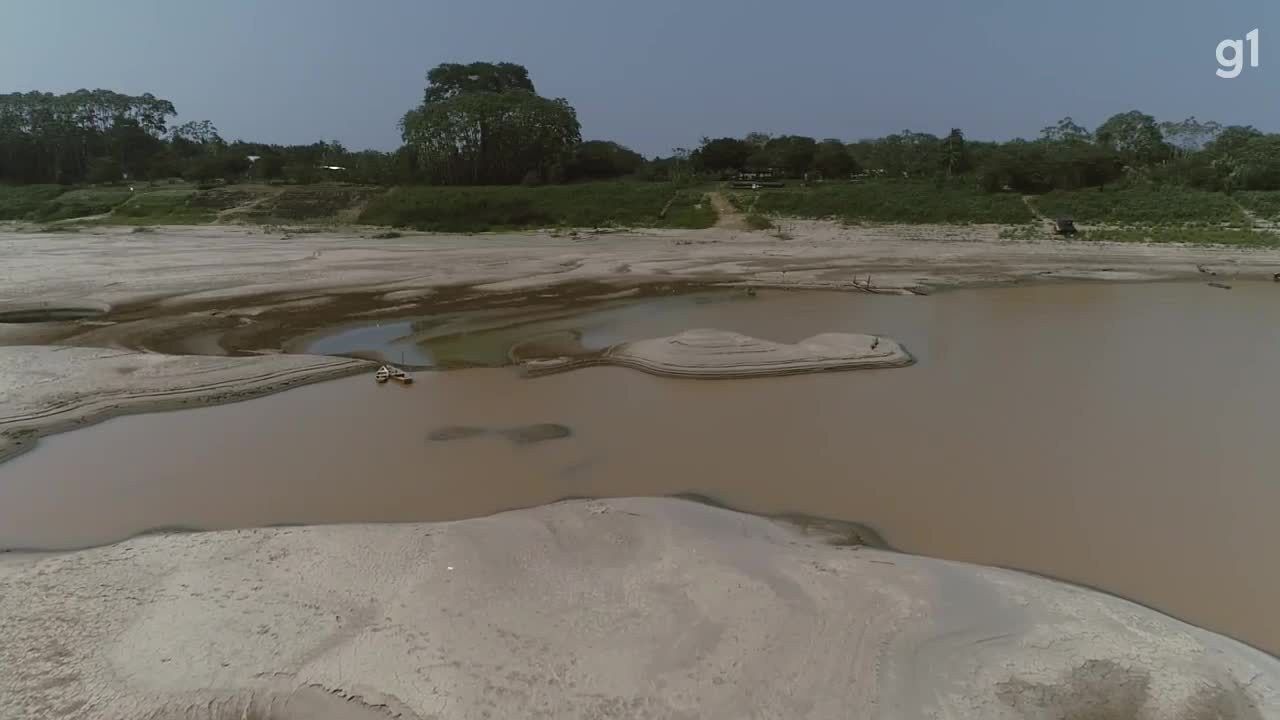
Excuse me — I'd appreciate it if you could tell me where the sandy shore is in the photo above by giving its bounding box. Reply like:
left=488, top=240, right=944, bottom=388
left=4, top=220, right=1276, bottom=449
left=4, top=223, right=1280, bottom=718
left=4, top=221, right=1278, bottom=361
left=0, top=346, right=367, bottom=463
left=0, top=497, right=1275, bottom=720
left=520, top=329, right=913, bottom=378
left=5, top=223, right=1280, bottom=307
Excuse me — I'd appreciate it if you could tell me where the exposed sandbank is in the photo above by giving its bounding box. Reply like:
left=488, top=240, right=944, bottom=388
left=519, top=328, right=913, bottom=378
left=0, top=497, right=1274, bottom=720
left=3, top=224, right=1280, bottom=719
left=6, top=221, right=1277, bottom=370
left=0, top=346, right=368, bottom=463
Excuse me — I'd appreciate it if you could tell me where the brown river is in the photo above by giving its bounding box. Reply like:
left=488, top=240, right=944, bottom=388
left=2, top=281, right=1279, bottom=654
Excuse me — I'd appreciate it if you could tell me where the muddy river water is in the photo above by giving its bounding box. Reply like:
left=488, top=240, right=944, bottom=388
left=2, top=281, right=1279, bottom=653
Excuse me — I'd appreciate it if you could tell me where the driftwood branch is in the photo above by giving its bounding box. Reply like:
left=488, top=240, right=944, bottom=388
left=851, top=273, right=886, bottom=294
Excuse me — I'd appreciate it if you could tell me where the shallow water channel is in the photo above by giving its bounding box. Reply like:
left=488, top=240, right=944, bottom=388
left=3, top=281, right=1279, bottom=653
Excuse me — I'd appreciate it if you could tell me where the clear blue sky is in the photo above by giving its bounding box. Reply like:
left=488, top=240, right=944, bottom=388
left=2, top=0, right=1275, bottom=156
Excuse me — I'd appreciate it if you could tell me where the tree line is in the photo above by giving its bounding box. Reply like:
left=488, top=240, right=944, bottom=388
left=4, top=62, right=1280, bottom=194
left=693, top=115, right=1280, bottom=193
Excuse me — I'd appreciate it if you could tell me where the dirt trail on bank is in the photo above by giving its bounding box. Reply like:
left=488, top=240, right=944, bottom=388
left=708, top=190, right=750, bottom=230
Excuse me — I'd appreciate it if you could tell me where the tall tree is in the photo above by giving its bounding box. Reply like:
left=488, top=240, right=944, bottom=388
left=692, top=137, right=753, bottom=173
left=401, top=89, right=580, bottom=185
left=811, top=139, right=856, bottom=178
left=942, top=128, right=970, bottom=176
left=1095, top=111, right=1171, bottom=167
left=1159, top=117, right=1222, bottom=155
left=566, top=140, right=645, bottom=180
left=403, top=62, right=579, bottom=185
left=763, top=135, right=817, bottom=177
left=422, top=62, right=536, bottom=104
left=1040, top=116, right=1091, bottom=143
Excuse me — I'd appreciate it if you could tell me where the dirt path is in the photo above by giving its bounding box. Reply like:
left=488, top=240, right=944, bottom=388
left=1021, top=194, right=1048, bottom=221
left=215, top=187, right=285, bottom=221
left=708, top=190, right=750, bottom=230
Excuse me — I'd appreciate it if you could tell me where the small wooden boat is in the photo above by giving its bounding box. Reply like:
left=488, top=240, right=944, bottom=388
left=375, top=365, right=391, bottom=383
left=389, top=366, right=413, bottom=384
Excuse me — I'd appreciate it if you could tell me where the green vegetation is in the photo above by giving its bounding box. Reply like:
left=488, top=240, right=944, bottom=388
left=4, top=62, right=1280, bottom=247
left=1234, top=192, right=1280, bottom=221
left=733, top=181, right=1034, bottom=224
left=240, top=186, right=384, bottom=223
left=1029, top=186, right=1246, bottom=224
left=32, top=187, right=134, bottom=221
left=109, top=188, right=214, bottom=224
left=0, top=184, right=65, bottom=220
left=401, top=62, right=580, bottom=185
left=359, top=183, right=714, bottom=231
left=1082, top=226, right=1280, bottom=247
left=998, top=224, right=1048, bottom=241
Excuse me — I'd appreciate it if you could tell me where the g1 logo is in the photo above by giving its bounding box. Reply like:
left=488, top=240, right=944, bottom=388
left=1217, top=29, right=1260, bottom=78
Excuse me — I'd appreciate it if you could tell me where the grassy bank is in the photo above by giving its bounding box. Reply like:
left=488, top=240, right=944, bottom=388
left=6, top=181, right=1280, bottom=249
left=109, top=188, right=215, bottom=225
left=1234, top=192, right=1280, bottom=221
left=1029, top=186, right=1247, bottom=225
left=0, top=184, right=67, bottom=220
left=727, top=181, right=1035, bottom=224
left=1, top=182, right=715, bottom=231
left=359, top=183, right=715, bottom=231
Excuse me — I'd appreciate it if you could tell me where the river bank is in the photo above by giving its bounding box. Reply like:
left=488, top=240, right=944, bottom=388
left=3, top=224, right=1280, bottom=719
left=3, top=221, right=1279, bottom=355
left=4, top=281, right=1280, bottom=656
left=1, top=496, right=1276, bottom=720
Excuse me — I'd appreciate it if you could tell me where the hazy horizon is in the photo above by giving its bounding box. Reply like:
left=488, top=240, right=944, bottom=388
left=3, top=0, right=1276, bottom=156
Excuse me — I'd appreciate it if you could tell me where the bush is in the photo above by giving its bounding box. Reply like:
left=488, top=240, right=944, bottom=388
left=745, top=213, right=773, bottom=230
left=109, top=188, right=214, bottom=224
left=242, top=186, right=382, bottom=222
left=1234, top=192, right=1280, bottom=220
left=33, top=187, right=135, bottom=221
left=359, top=182, right=713, bottom=231
left=1030, top=185, right=1246, bottom=224
left=566, top=141, right=646, bottom=181
left=0, top=184, right=67, bottom=220
left=735, top=180, right=1034, bottom=223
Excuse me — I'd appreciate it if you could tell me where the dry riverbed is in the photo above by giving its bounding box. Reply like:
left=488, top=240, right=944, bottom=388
left=3, top=221, right=1279, bottom=356
left=2, top=222, right=1280, bottom=718
left=2, top=497, right=1277, bottom=720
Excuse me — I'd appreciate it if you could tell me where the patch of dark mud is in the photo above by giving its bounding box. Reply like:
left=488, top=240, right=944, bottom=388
left=427, top=425, right=489, bottom=441
left=500, top=423, right=572, bottom=445
left=428, top=423, right=573, bottom=446
left=671, top=493, right=891, bottom=549
left=508, top=329, right=592, bottom=363
left=0, top=303, right=110, bottom=323
left=778, top=513, right=890, bottom=549
left=996, top=659, right=1264, bottom=720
